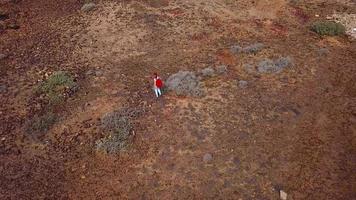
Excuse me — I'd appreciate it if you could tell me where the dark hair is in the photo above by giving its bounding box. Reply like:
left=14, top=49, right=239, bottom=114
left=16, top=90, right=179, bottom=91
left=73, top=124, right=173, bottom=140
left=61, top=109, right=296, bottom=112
left=153, top=73, right=158, bottom=77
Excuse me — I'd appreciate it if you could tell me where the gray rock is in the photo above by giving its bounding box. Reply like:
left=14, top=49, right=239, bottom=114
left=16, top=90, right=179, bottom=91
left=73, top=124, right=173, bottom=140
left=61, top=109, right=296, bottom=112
left=0, top=85, right=7, bottom=93
left=81, top=3, right=96, bottom=12
left=0, top=54, right=7, bottom=60
left=203, top=153, right=213, bottom=162
left=216, top=65, right=227, bottom=74
left=201, top=67, right=215, bottom=77
left=238, top=80, right=248, bottom=88
left=280, top=190, right=287, bottom=200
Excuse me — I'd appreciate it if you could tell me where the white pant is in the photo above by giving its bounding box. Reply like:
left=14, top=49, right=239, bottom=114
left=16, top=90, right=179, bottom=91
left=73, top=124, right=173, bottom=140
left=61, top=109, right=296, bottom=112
left=154, top=88, right=162, bottom=97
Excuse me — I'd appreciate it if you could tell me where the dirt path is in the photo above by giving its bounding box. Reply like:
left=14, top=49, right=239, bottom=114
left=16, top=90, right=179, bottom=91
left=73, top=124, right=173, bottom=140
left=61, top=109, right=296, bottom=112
left=1, top=0, right=355, bottom=199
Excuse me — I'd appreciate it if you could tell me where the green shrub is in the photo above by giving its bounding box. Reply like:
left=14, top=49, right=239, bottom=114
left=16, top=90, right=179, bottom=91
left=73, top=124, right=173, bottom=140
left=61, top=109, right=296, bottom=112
left=38, top=71, right=76, bottom=105
left=25, top=112, right=57, bottom=135
left=311, top=21, right=346, bottom=36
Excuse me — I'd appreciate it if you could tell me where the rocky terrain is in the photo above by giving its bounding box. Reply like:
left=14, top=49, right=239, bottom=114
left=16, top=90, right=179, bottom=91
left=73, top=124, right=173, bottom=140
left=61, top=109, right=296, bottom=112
left=1, top=0, right=355, bottom=199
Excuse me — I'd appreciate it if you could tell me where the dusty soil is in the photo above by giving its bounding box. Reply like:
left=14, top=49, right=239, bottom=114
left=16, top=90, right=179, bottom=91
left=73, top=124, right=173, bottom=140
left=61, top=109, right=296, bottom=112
left=1, top=0, right=356, bottom=199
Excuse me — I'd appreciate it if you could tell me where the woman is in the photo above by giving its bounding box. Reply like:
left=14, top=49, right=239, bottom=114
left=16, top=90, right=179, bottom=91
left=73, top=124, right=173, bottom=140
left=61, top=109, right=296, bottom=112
left=153, top=73, right=163, bottom=98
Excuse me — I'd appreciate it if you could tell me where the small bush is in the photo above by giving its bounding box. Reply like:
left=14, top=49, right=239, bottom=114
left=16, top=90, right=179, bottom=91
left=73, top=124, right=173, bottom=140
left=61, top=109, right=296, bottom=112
left=242, top=43, right=264, bottom=54
left=96, top=108, right=140, bottom=154
left=200, top=67, right=215, bottom=77
left=257, top=57, right=293, bottom=73
left=230, top=43, right=264, bottom=54
left=311, top=21, right=345, bottom=36
left=38, top=71, right=76, bottom=105
left=165, top=71, right=204, bottom=97
left=25, top=113, right=57, bottom=135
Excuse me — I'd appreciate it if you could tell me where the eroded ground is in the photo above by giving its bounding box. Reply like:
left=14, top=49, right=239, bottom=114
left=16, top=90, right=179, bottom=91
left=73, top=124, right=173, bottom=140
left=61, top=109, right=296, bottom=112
left=1, top=0, right=356, bottom=199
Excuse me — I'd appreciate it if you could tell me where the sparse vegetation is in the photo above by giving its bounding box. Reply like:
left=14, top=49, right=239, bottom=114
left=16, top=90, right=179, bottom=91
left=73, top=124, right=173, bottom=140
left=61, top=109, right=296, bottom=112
left=38, top=71, right=77, bottom=105
left=96, top=108, right=140, bottom=154
left=311, top=21, right=346, bottom=36
left=230, top=43, right=265, bottom=54
left=165, top=71, right=204, bottom=97
left=257, top=56, right=293, bottom=73
left=25, top=112, right=57, bottom=135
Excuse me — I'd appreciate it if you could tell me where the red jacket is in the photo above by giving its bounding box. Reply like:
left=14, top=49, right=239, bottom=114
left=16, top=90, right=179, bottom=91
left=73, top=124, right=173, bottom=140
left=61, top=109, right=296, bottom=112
left=154, top=77, right=163, bottom=88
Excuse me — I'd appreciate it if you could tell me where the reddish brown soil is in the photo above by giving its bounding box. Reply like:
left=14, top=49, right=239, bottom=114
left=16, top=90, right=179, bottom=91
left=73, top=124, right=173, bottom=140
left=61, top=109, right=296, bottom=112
left=1, top=0, right=356, bottom=199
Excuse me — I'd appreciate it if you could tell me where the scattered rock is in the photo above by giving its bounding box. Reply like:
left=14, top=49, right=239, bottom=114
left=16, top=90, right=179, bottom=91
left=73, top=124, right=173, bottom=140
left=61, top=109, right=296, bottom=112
left=280, top=190, right=287, bottom=200
left=238, top=80, right=248, bottom=88
left=203, top=153, right=213, bottom=162
left=200, top=67, right=215, bottom=77
left=81, top=3, right=96, bottom=12
left=165, top=71, right=204, bottom=96
left=216, top=65, right=227, bottom=74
